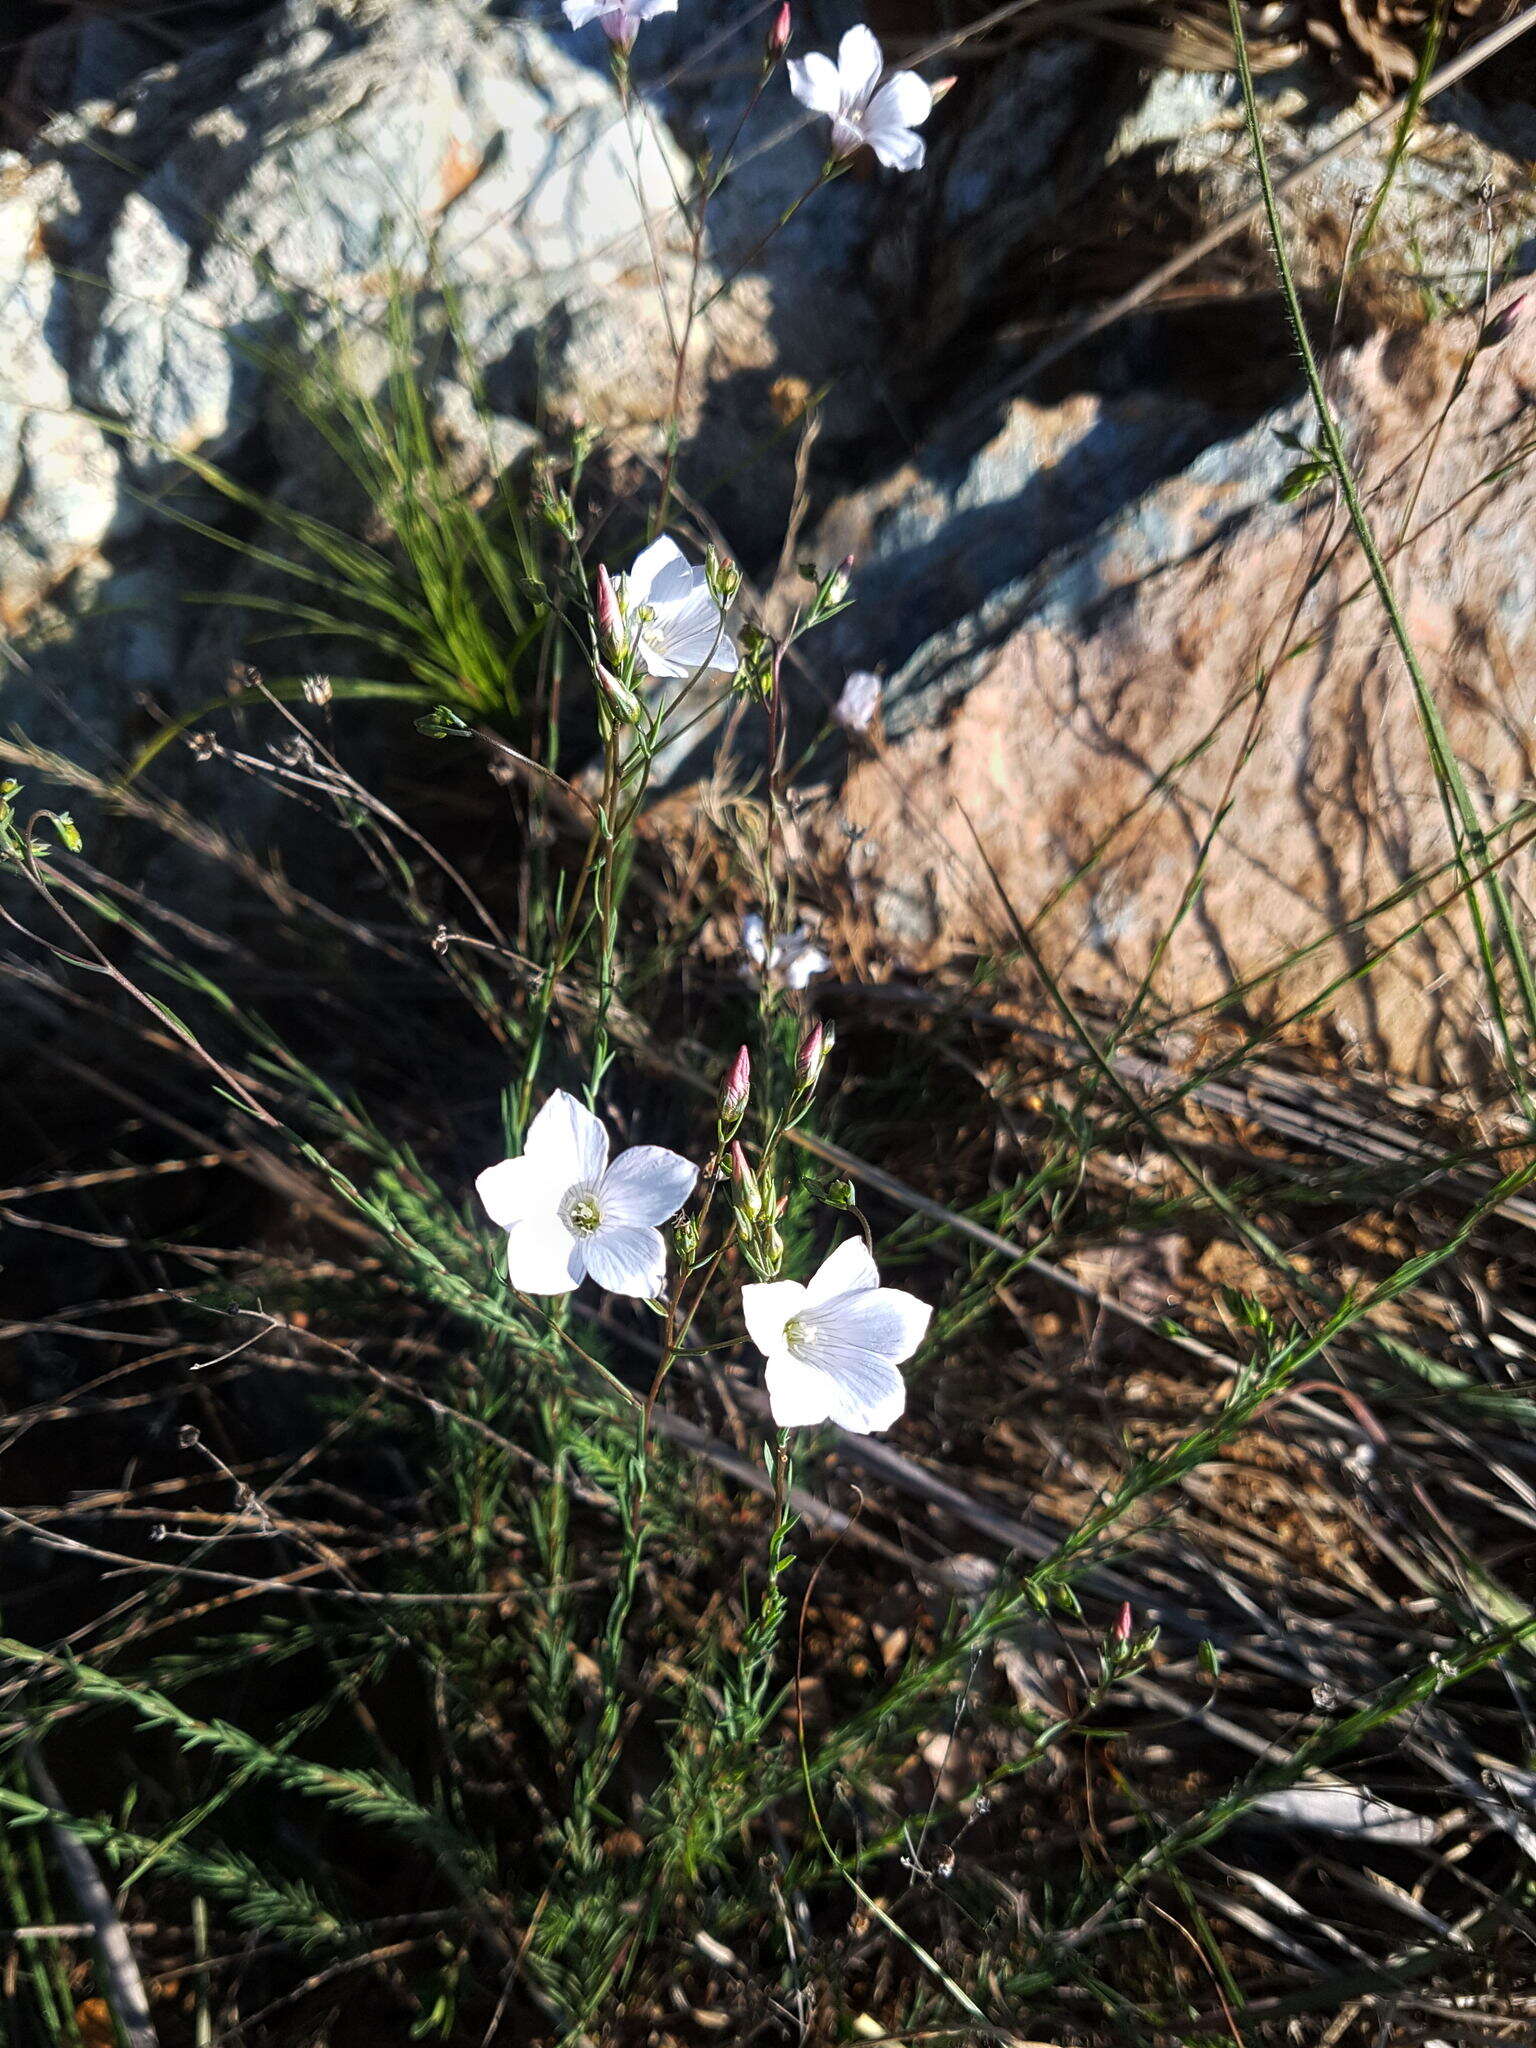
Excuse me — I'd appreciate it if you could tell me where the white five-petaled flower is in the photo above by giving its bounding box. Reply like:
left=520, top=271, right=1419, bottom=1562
left=788, top=25, right=933, bottom=173
left=562, top=0, right=676, bottom=48
left=742, top=912, right=830, bottom=991
left=834, top=669, right=881, bottom=732
left=743, top=1238, right=931, bottom=1433
left=476, top=1090, right=698, bottom=1298
left=613, top=537, right=739, bottom=683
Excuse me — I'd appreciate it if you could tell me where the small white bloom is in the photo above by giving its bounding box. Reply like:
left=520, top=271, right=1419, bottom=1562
left=476, top=1089, right=697, bottom=1298
left=562, top=0, right=676, bottom=47
left=834, top=669, right=881, bottom=731
left=788, top=25, right=933, bottom=173
left=742, top=912, right=831, bottom=991
left=743, top=1238, right=931, bottom=1433
left=613, top=537, right=739, bottom=683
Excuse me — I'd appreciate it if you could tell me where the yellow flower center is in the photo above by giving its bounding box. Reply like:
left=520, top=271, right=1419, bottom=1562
left=562, top=1190, right=603, bottom=1238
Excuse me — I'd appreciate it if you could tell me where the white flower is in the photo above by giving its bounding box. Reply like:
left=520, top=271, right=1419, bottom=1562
left=743, top=1238, right=931, bottom=1433
left=613, top=537, right=739, bottom=683
left=788, top=25, right=933, bottom=173
left=742, top=912, right=830, bottom=991
left=476, top=1090, right=697, bottom=1298
left=562, top=0, right=676, bottom=47
left=834, top=669, right=881, bottom=731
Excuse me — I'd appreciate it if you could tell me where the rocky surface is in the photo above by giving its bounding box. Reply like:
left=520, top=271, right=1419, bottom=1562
left=0, top=0, right=895, bottom=703
left=1110, top=67, right=1536, bottom=305
left=2, top=0, right=691, bottom=633
left=823, top=287, right=1536, bottom=1078
left=6, top=0, right=1536, bottom=1076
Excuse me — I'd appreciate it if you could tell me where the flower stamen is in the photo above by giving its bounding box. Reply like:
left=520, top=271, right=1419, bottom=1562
left=561, top=1189, right=604, bottom=1238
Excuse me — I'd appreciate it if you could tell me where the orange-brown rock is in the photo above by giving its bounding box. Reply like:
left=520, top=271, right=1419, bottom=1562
left=831, top=290, right=1536, bottom=1079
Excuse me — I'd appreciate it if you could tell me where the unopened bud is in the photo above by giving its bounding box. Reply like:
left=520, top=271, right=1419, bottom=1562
left=1115, top=1602, right=1133, bottom=1644
left=720, top=1044, right=751, bottom=1122
left=767, top=3, right=791, bottom=59
left=796, top=1018, right=835, bottom=1090
left=706, top=544, right=742, bottom=609
left=595, top=662, right=643, bottom=724
left=824, top=1175, right=856, bottom=1209
left=826, top=554, right=854, bottom=608
left=594, top=564, right=624, bottom=659
left=929, top=74, right=958, bottom=105
left=674, top=1216, right=700, bottom=1264
left=730, top=1140, right=763, bottom=1221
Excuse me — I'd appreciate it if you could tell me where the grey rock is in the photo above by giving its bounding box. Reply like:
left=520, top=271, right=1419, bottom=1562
left=1, top=0, right=691, bottom=642
left=802, top=381, right=1237, bottom=679
left=1110, top=67, right=1536, bottom=304
left=0, top=160, right=123, bottom=628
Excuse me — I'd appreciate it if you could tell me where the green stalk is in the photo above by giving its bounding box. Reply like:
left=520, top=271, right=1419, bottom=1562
left=1226, top=0, right=1536, bottom=1113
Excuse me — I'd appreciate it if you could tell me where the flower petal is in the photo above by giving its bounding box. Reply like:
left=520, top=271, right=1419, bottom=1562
left=625, top=537, right=694, bottom=610
left=807, top=1237, right=880, bottom=1303
left=562, top=0, right=608, bottom=24
left=656, top=582, right=730, bottom=639
left=821, top=1350, right=906, bottom=1434
left=662, top=612, right=737, bottom=676
left=601, top=1144, right=699, bottom=1226
left=506, top=1217, right=585, bottom=1294
left=783, top=943, right=831, bottom=991
left=742, top=912, right=768, bottom=966
left=632, top=630, right=690, bottom=682
left=764, top=1350, right=836, bottom=1428
left=835, top=670, right=881, bottom=731
left=837, top=24, right=884, bottom=105
left=523, top=1089, right=608, bottom=1190
left=864, top=119, right=925, bottom=173
left=788, top=50, right=844, bottom=117
left=869, top=71, right=932, bottom=131
left=741, top=1280, right=809, bottom=1358
left=475, top=1155, right=550, bottom=1230
left=584, top=1223, right=667, bottom=1298
left=802, top=1285, right=931, bottom=1367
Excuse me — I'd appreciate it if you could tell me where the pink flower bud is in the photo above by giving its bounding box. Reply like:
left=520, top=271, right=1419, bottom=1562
left=720, top=1044, right=751, bottom=1120
left=767, top=3, right=791, bottom=58
left=595, top=662, right=642, bottom=724
left=730, top=1140, right=763, bottom=1220
left=1115, top=1602, right=1133, bottom=1644
left=797, top=1018, right=835, bottom=1089
left=930, top=74, right=958, bottom=105
left=594, top=564, right=624, bottom=659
